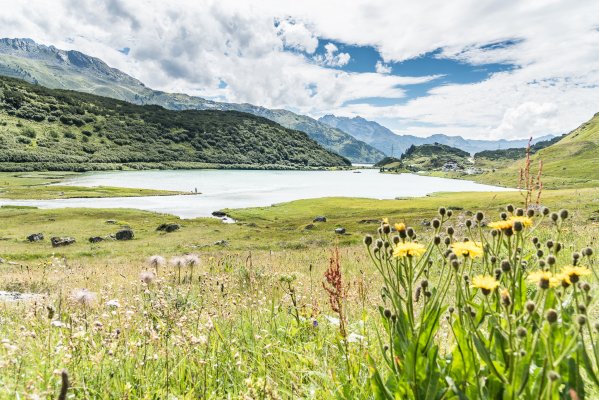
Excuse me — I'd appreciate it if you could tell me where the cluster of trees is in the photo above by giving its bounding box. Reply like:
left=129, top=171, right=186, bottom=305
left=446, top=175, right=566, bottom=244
left=0, top=76, right=350, bottom=171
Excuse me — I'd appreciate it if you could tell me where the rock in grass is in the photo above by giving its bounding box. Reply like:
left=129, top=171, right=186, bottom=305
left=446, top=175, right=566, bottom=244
left=88, top=236, right=104, bottom=243
left=51, top=237, right=75, bottom=247
left=304, top=223, right=316, bottom=230
left=27, top=233, right=44, bottom=242
left=313, top=216, right=327, bottom=222
left=214, top=240, right=229, bottom=246
left=105, top=220, right=118, bottom=224
left=335, top=227, right=346, bottom=234
left=156, top=223, right=181, bottom=233
left=115, top=229, right=134, bottom=241
left=212, top=211, right=227, bottom=217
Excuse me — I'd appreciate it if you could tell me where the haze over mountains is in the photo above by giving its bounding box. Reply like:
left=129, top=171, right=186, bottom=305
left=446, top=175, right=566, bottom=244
left=0, top=38, right=383, bottom=163
left=318, top=115, right=554, bottom=156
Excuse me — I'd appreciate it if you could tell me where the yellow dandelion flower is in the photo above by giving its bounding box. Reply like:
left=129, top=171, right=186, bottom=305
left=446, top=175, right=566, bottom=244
left=554, top=272, right=571, bottom=287
left=451, top=241, right=484, bottom=258
left=508, top=216, right=533, bottom=228
left=382, top=217, right=389, bottom=224
left=471, top=275, right=500, bottom=295
left=560, top=265, right=591, bottom=284
left=394, top=222, right=406, bottom=232
left=528, top=270, right=559, bottom=289
left=488, top=220, right=513, bottom=230
left=393, top=242, right=426, bottom=258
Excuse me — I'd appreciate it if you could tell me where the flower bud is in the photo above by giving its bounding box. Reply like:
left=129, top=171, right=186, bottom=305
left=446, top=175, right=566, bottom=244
left=438, top=207, right=446, bottom=216
left=577, top=315, right=587, bottom=326
left=516, top=208, right=524, bottom=217
left=376, top=239, right=384, bottom=249
left=551, top=212, right=559, bottom=222
left=476, top=211, right=484, bottom=221
left=581, top=282, right=591, bottom=292
left=583, top=247, right=593, bottom=257
left=546, top=240, right=554, bottom=249
left=537, top=250, right=544, bottom=258
left=433, top=235, right=441, bottom=245
left=448, top=306, right=455, bottom=313
left=384, top=309, right=392, bottom=319
left=559, top=209, right=569, bottom=220
left=432, top=218, right=441, bottom=229
left=506, top=204, right=514, bottom=213
left=527, top=208, right=535, bottom=218
left=540, top=206, right=549, bottom=215
left=547, top=255, right=555, bottom=265
left=383, top=224, right=391, bottom=234
left=578, top=304, right=587, bottom=314
left=513, top=221, right=523, bottom=232
left=465, top=220, right=472, bottom=228
left=446, top=210, right=453, bottom=217
left=548, top=371, right=560, bottom=382
left=444, top=237, right=451, bottom=246
left=516, top=327, right=527, bottom=338
left=525, top=301, right=535, bottom=313
left=363, top=235, right=373, bottom=246
left=501, top=260, right=511, bottom=272
left=546, top=309, right=558, bottom=324
left=500, top=212, right=508, bottom=220
left=532, top=237, right=539, bottom=244
left=421, top=280, right=429, bottom=289
left=393, top=236, right=400, bottom=245
left=446, top=227, right=454, bottom=236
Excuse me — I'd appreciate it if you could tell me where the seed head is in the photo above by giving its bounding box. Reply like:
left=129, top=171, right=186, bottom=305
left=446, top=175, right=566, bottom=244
left=140, top=271, right=156, bottom=285
left=71, top=289, right=96, bottom=306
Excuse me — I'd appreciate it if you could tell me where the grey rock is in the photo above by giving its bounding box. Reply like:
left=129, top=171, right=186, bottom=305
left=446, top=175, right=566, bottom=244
left=115, top=229, right=134, bottom=241
left=27, top=233, right=44, bottom=242
left=105, top=220, right=118, bottom=224
left=335, top=227, right=346, bottom=234
left=156, top=223, right=181, bottom=233
left=214, top=240, right=229, bottom=246
left=51, top=237, right=75, bottom=247
left=304, top=223, right=315, bottom=230
left=313, top=216, right=327, bottom=222
left=212, top=211, right=227, bottom=217
left=88, top=236, right=104, bottom=243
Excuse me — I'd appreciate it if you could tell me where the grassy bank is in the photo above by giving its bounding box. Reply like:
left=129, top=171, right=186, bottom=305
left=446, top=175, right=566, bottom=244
left=0, top=171, right=184, bottom=199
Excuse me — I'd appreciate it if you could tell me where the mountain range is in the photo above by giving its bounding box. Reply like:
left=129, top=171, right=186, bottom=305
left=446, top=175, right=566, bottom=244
left=318, top=115, right=554, bottom=156
left=0, top=75, right=349, bottom=170
left=0, top=38, right=383, bottom=163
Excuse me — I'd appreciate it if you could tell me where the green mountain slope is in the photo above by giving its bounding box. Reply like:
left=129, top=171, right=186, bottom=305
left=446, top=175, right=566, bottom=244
left=475, top=113, right=599, bottom=188
left=0, top=38, right=383, bottom=163
left=378, top=143, right=471, bottom=172
left=0, top=76, right=350, bottom=171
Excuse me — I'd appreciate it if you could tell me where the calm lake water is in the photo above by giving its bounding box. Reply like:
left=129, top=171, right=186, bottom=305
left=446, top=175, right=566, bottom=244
left=0, top=169, right=513, bottom=218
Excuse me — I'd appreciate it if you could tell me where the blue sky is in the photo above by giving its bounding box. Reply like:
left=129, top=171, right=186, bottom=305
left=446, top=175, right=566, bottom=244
left=309, top=40, right=517, bottom=106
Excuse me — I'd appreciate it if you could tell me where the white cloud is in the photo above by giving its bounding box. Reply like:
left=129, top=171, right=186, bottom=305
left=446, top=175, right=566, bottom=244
left=314, top=42, right=350, bottom=67
left=0, top=0, right=598, bottom=139
left=375, top=61, right=391, bottom=74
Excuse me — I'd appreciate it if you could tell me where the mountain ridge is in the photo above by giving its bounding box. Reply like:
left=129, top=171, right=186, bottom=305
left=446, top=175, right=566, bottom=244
left=0, top=38, right=384, bottom=163
left=318, top=114, right=554, bottom=156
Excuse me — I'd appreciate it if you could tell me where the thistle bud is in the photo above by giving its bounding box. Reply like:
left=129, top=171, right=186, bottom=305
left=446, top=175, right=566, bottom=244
left=433, top=235, right=441, bottom=245
left=465, top=220, right=472, bottom=228
left=516, top=208, right=524, bottom=217
left=506, top=204, right=514, bottom=213
left=516, top=327, right=527, bottom=338
left=577, top=315, right=587, bottom=326
left=547, top=255, right=555, bottom=265
left=476, top=211, right=484, bottom=221
left=542, top=207, right=550, bottom=215
left=559, top=209, right=569, bottom=220
left=546, top=240, right=554, bottom=249
left=500, top=212, right=508, bottom=220
left=525, top=301, right=535, bottom=313
left=376, top=239, right=384, bottom=249
left=551, top=212, right=559, bottom=222
left=383, top=224, right=391, bottom=234
left=438, top=207, right=446, bottom=216
left=513, top=221, right=523, bottom=232
left=431, top=218, right=441, bottom=229
left=406, top=227, right=415, bottom=238
left=501, top=260, right=511, bottom=272
left=447, top=227, right=454, bottom=236
left=446, top=210, right=453, bottom=218
left=583, top=247, right=593, bottom=257
left=364, top=235, right=373, bottom=246
left=527, top=208, right=535, bottom=218
left=444, top=237, right=451, bottom=245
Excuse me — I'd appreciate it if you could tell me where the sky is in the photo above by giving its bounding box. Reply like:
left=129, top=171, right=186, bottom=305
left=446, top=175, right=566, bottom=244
left=1, top=0, right=598, bottom=140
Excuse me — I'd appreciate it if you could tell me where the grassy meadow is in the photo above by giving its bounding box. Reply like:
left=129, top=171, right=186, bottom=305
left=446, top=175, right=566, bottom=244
left=0, top=179, right=598, bottom=398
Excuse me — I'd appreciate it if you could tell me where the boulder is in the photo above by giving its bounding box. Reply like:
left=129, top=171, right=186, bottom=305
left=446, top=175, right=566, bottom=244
left=335, top=227, right=346, bottom=234
left=304, top=223, right=315, bottom=230
left=88, top=236, right=104, bottom=243
left=313, top=216, right=327, bottom=222
left=115, top=229, right=134, bottom=241
left=212, top=211, right=227, bottom=217
left=51, top=237, right=75, bottom=247
left=156, top=223, right=181, bottom=233
left=27, top=233, right=44, bottom=242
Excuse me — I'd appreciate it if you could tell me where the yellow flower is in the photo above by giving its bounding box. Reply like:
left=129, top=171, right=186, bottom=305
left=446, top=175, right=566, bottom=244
left=528, top=270, right=559, bottom=289
left=451, top=241, right=484, bottom=258
left=382, top=217, right=389, bottom=224
left=394, top=222, right=406, bottom=232
left=393, top=242, right=426, bottom=258
left=471, top=275, right=500, bottom=295
left=560, top=265, right=591, bottom=283
left=508, top=216, right=533, bottom=228
left=554, top=273, right=571, bottom=287
left=488, top=220, right=513, bottom=231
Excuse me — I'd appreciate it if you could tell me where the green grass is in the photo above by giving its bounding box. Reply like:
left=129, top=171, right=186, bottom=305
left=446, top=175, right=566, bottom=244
left=0, top=172, right=183, bottom=199
left=0, top=189, right=597, bottom=398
